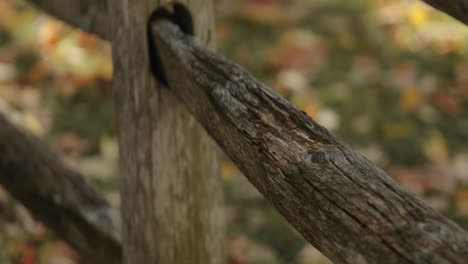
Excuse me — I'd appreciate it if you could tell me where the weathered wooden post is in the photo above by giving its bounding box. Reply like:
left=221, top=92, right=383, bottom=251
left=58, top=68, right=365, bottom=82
left=108, top=1, right=224, bottom=263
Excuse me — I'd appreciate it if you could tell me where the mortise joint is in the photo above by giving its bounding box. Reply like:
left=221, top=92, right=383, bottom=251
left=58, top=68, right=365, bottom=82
left=147, top=3, right=194, bottom=86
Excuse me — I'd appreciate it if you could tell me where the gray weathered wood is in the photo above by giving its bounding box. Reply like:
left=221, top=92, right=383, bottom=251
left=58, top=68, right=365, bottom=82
left=20, top=0, right=468, bottom=262
left=0, top=113, right=121, bottom=264
left=108, top=1, right=223, bottom=263
left=152, top=20, right=468, bottom=263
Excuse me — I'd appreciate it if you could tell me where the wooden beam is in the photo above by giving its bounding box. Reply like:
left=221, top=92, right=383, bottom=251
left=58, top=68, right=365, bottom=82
left=423, top=0, right=468, bottom=25
left=151, top=20, right=468, bottom=263
left=0, top=113, right=121, bottom=264
left=107, top=1, right=223, bottom=263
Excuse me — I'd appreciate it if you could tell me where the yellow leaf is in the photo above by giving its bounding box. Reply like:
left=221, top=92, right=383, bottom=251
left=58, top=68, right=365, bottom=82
left=222, top=161, right=237, bottom=181
left=22, top=113, right=43, bottom=136
left=407, top=3, right=428, bottom=28
left=400, top=87, right=422, bottom=111
left=423, top=131, right=448, bottom=163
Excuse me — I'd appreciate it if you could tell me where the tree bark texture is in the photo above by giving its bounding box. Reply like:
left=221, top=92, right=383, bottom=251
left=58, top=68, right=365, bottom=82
left=0, top=113, right=121, bottom=264
left=108, top=1, right=224, bottom=263
left=422, top=0, right=468, bottom=24
left=151, top=20, right=468, bottom=264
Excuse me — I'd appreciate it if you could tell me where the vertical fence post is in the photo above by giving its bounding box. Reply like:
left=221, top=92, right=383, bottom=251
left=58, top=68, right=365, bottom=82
left=108, top=0, right=224, bottom=263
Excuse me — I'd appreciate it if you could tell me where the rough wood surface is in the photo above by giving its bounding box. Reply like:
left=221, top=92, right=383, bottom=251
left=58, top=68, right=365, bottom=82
left=422, top=0, right=468, bottom=24
left=0, top=113, right=121, bottom=264
left=108, top=1, right=223, bottom=263
left=152, top=21, right=468, bottom=263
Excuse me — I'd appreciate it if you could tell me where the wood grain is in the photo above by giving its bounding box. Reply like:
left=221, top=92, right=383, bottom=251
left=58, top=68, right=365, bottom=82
left=152, top=20, right=468, bottom=263
left=108, top=1, right=224, bottom=263
left=0, top=114, right=121, bottom=264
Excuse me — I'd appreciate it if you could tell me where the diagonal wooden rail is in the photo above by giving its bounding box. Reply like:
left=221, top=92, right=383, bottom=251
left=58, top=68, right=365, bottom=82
left=151, top=20, right=468, bottom=263
left=423, top=0, right=468, bottom=24
left=0, top=113, right=121, bottom=264
left=11, top=0, right=468, bottom=263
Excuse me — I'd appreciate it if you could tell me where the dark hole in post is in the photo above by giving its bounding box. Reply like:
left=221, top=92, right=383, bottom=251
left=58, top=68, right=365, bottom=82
left=147, top=3, right=194, bottom=85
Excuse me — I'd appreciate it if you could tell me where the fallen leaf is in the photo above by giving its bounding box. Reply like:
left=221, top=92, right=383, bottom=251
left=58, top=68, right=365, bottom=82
left=423, top=131, right=448, bottom=163
left=400, top=87, right=422, bottom=111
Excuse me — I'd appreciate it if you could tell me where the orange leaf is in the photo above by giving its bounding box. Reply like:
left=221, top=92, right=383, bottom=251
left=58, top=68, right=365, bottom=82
left=19, top=243, right=37, bottom=264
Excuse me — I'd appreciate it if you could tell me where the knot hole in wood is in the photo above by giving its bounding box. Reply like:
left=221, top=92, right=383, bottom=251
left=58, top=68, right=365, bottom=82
left=147, top=2, right=193, bottom=85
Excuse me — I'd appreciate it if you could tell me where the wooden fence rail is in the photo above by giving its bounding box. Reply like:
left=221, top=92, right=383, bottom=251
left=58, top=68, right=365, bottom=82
left=0, top=114, right=121, bottom=264
left=0, top=0, right=466, bottom=263
left=151, top=20, right=468, bottom=263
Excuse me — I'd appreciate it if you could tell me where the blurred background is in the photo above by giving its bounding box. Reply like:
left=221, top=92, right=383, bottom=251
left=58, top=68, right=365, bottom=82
left=1, top=0, right=468, bottom=263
